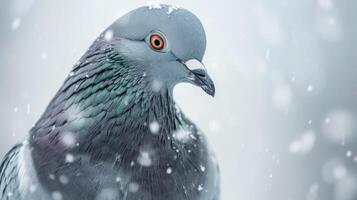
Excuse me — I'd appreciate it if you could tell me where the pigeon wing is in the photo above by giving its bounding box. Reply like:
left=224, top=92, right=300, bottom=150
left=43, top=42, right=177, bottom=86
left=0, top=144, right=22, bottom=200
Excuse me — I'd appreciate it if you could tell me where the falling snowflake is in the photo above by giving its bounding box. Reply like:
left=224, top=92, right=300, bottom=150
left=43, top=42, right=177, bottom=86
left=104, top=29, right=114, bottom=41
left=146, top=1, right=163, bottom=10
left=346, top=151, right=352, bottom=157
left=65, top=154, right=75, bottom=163
left=130, top=161, right=135, bottom=167
left=200, top=165, right=206, bottom=172
left=321, top=110, right=356, bottom=144
left=26, top=104, right=31, bottom=114
left=166, top=167, right=172, bottom=174
left=317, top=0, right=333, bottom=10
left=11, top=18, right=21, bottom=31
left=289, top=130, right=316, bottom=156
left=29, top=184, right=37, bottom=193
left=173, top=129, right=190, bottom=143
left=272, top=84, right=292, bottom=110
left=49, top=174, right=56, bottom=180
left=41, top=52, right=48, bottom=60
left=208, top=119, right=221, bottom=133
left=137, top=151, right=153, bottom=167
left=151, top=79, right=163, bottom=92
left=52, top=191, right=63, bottom=200
left=306, top=183, right=319, bottom=200
left=128, top=182, right=139, bottom=193
left=149, top=121, right=160, bottom=134
left=59, top=175, right=69, bottom=185
left=322, top=158, right=347, bottom=183
left=61, top=132, right=76, bottom=147
left=167, top=5, right=180, bottom=14
left=307, top=84, right=314, bottom=92
left=95, top=188, right=119, bottom=200
left=197, top=184, right=204, bottom=192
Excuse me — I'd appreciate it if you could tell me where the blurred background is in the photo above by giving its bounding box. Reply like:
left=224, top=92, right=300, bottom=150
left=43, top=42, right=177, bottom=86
left=1, top=0, right=357, bottom=199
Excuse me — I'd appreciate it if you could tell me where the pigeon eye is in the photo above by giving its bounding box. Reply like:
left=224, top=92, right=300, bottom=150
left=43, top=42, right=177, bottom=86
left=149, top=34, right=165, bottom=51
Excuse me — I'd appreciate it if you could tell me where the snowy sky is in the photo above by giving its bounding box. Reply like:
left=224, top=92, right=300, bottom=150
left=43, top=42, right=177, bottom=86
left=1, top=0, right=357, bottom=199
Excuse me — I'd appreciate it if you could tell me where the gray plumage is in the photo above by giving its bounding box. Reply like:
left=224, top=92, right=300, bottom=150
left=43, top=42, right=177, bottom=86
left=0, top=4, right=219, bottom=200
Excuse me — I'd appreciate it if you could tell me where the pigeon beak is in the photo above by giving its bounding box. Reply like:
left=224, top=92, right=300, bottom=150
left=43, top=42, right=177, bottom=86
left=184, top=59, right=215, bottom=97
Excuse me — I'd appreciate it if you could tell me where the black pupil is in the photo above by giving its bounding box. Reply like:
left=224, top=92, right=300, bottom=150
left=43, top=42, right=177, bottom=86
left=154, top=39, right=161, bottom=47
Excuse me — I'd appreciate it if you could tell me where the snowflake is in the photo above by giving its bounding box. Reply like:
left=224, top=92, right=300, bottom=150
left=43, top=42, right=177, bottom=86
left=49, top=174, right=56, bottom=180
left=173, top=129, right=190, bottom=143
left=288, top=130, right=316, bottom=156
left=167, top=5, right=180, bottom=14
left=11, top=18, right=21, bottom=31
left=200, top=165, right=206, bottom=172
left=95, top=188, right=119, bottom=200
left=128, top=182, right=139, bottom=193
left=104, top=30, right=114, bottom=41
left=61, top=132, right=76, bottom=147
left=41, top=52, right=48, bottom=60
left=151, top=79, right=163, bottom=92
left=29, top=184, right=37, bottom=193
left=149, top=121, right=160, bottom=134
left=307, top=84, right=314, bottom=92
left=137, top=151, right=153, bottom=167
left=26, top=104, right=31, bottom=114
left=146, top=1, right=163, bottom=10
left=52, top=191, right=63, bottom=200
left=346, top=151, right=352, bottom=157
left=166, top=167, right=172, bottom=174
left=65, top=154, right=75, bottom=163
left=59, top=175, right=69, bottom=185
left=197, top=184, right=204, bottom=191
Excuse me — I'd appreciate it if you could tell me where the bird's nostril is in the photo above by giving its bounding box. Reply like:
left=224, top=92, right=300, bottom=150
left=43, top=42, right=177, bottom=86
left=192, top=69, right=206, bottom=77
left=196, top=72, right=206, bottom=77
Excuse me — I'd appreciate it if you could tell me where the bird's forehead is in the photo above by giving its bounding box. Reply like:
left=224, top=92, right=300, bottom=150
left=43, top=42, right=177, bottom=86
left=109, top=5, right=206, bottom=60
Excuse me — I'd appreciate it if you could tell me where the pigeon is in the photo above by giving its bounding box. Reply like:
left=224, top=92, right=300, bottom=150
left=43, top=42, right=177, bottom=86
left=0, top=4, right=220, bottom=200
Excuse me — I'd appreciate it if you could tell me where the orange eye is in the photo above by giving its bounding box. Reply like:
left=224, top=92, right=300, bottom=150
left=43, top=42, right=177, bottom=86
left=150, top=34, right=165, bottom=50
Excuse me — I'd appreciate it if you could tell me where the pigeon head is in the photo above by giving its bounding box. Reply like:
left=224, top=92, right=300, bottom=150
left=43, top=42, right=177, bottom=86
left=103, top=4, right=215, bottom=96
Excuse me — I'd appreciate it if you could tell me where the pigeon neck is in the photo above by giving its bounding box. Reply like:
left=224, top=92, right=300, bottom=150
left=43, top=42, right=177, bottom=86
left=29, top=41, right=179, bottom=165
